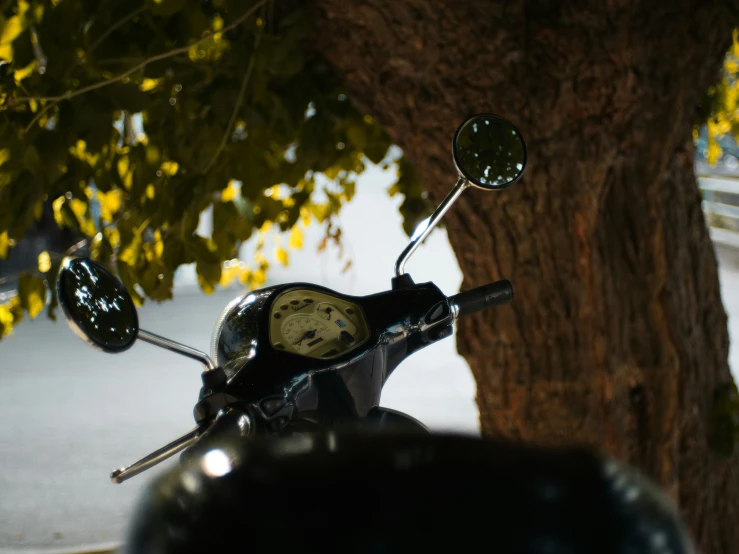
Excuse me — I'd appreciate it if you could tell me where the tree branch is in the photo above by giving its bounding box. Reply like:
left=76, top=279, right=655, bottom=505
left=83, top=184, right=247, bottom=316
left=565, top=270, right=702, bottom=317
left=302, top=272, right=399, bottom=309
left=88, top=57, right=147, bottom=66
left=91, top=5, right=148, bottom=56
left=63, top=5, right=147, bottom=80
left=201, top=35, right=261, bottom=174
left=16, top=0, right=269, bottom=105
left=23, top=99, right=58, bottom=133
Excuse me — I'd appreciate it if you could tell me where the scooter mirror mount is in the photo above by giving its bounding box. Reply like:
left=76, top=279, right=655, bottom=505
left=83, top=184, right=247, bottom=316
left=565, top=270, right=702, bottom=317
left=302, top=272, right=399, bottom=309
left=56, top=256, right=225, bottom=483
left=392, top=114, right=527, bottom=288
left=57, top=256, right=216, bottom=371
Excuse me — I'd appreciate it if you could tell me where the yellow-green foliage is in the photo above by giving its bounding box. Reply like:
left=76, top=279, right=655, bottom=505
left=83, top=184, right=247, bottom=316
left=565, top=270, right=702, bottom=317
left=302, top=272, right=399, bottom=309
left=0, top=0, right=430, bottom=338
left=700, top=29, right=739, bottom=164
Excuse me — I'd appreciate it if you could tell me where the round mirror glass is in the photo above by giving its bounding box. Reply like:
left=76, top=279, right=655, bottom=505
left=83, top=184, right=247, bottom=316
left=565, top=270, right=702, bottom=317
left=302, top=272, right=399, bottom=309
left=56, top=257, right=139, bottom=353
left=452, top=114, right=527, bottom=190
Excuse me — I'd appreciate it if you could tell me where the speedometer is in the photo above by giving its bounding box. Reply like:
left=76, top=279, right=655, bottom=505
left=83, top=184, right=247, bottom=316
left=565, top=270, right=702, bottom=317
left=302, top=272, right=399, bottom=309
left=281, top=316, right=330, bottom=355
left=269, top=288, right=369, bottom=359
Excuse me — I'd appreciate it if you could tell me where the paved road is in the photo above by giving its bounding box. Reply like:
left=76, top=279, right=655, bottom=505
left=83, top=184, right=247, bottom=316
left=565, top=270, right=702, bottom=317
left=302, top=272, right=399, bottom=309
left=1, top=166, right=738, bottom=552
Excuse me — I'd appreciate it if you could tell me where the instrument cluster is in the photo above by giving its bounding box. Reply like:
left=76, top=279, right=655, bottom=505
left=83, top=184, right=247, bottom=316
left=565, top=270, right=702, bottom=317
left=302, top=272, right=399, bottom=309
left=268, top=289, right=370, bottom=359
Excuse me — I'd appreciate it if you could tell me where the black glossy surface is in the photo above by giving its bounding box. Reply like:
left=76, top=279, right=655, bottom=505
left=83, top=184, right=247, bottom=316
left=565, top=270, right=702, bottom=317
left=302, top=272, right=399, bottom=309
left=56, top=257, right=138, bottom=353
left=365, top=406, right=430, bottom=434
left=124, top=433, right=695, bottom=554
left=451, top=279, right=514, bottom=317
left=453, top=113, right=527, bottom=189
left=202, top=282, right=451, bottom=428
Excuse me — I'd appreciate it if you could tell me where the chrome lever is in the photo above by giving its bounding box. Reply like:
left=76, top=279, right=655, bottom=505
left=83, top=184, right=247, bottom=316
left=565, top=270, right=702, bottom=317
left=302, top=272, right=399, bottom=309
left=110, top=425, right=205, bottom=484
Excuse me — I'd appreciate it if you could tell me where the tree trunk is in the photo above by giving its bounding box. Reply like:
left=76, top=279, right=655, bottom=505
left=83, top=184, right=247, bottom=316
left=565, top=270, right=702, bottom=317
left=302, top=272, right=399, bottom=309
left=309, top=0, right=739, bottom=551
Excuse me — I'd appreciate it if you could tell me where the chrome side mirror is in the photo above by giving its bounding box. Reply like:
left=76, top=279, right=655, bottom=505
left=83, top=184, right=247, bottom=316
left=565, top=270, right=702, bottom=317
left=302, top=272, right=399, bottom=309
left=393, top=114, right=527, bottom=283
left=57, top=256, right=215, bottom=370
left=453, top=113, right=527, bottom=190
left=56, top=256, right=224, bottom=484
left=57, top=256, right=139, bottom=353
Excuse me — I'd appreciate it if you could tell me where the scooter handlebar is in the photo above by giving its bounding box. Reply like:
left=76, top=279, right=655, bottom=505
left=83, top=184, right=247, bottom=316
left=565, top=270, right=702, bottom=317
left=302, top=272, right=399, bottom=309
left=449, top=280, right=514, bottom=318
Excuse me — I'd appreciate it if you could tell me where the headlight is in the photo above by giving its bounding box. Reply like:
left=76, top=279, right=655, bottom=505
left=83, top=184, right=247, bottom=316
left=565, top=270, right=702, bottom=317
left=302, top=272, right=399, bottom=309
left=210, top=294, right=246, bottom=364
left=209, top=287, right=279, bottom=367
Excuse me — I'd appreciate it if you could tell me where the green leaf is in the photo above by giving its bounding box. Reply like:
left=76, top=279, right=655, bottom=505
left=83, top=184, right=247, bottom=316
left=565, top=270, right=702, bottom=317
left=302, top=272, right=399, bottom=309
left=211, top=87, right=239, bottom=126
left=139, top=261, right=174, bottom=302
left=149, top=271, right=174, bottom=302
left=23, top=144, right=40, bottom=169
left=0, top=16, right=24, bottom=62
left=196, top=262, right=220, bottom=295
left=178, top=208, right=201, bottom=239
left=160, top=235, right=188, bottom=270
left=147, top=0, right=187, bottom=16
left=18, top=273, right=47, bottom=319
left=289, top=226, right=303, bottom=249
left=45, top=259, right=62, bottom=322
left=65, top=103, right=115, bottom=153
left=364, top=130, right=391, bottom=164
left=0, top=231, right=9, bottom=258
left=187, top=235, right=221, bottom=294
left=346, top=123, right=366, bottom=151
left=0, top=297, right=21, bottom=338
left=0, top=3, right=403, bottom=330
left=116, top=260, right=145, bottom=306
left=108, top=84, right=152, bottom=113
left=34, top=130, right=69, bottom=180
left=90, top=232, right=114, bottom=267
left=213, top=200, right=252, bottom=240
left=11, top=28, right=34, bottom=68
left=265, top=35, right=305, bottom=78
left=274, top=246, right=288, bottom=266
left=390, top=156, right=433, bottom=236
left=1, top=171, right=46, bottom=239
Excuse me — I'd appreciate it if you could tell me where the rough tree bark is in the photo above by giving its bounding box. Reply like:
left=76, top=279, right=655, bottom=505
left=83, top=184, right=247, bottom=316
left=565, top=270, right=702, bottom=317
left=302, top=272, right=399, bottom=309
left=309, top=1, right=739, bottom=551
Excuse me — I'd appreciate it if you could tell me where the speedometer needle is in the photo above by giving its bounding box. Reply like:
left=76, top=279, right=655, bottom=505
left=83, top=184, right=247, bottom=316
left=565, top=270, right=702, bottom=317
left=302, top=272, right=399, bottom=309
left=293, top=329, right=317, bottom=346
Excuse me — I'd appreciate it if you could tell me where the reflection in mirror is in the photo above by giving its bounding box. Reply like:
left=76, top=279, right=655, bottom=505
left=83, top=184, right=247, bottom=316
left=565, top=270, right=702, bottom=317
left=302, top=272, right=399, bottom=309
left=453, top=114, right=527, bottom=189
left=56, top=257, right=139, bottom=353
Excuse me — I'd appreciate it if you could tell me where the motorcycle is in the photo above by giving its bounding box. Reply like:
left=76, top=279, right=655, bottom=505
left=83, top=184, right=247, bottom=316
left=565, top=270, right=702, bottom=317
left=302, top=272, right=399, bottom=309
left=55, top=114, right=695, bottom=553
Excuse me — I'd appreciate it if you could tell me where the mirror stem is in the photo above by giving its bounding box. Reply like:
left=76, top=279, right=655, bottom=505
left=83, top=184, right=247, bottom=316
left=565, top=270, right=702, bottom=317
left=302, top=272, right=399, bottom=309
left=394, top=177, right=469, bottom=277
left=138, top=329, right=216, bottom=371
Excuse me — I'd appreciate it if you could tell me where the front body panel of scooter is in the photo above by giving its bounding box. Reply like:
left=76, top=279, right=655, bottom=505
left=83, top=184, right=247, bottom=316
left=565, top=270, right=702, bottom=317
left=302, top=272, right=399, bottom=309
left=197, top=281, right=453, bottom=429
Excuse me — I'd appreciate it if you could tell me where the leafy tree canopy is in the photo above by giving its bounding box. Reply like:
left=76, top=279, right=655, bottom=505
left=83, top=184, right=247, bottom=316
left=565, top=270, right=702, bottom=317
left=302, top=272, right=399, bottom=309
left=701, top=29, right=739, bottom=163
left=0, top=0, right=430, bottom=339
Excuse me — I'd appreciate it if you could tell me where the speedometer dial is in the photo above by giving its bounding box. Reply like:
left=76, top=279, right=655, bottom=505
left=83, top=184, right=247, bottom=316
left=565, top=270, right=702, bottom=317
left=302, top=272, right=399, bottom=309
left=269, top=289, right=369, bottom=359
left=281, top=317, right=330, bottom=355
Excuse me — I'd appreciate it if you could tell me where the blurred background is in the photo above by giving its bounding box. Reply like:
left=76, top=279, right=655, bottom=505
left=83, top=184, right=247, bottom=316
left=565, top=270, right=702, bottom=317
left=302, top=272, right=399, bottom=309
left=0, top=154, right=738, bottom=552
left=1, top=2, right=739, bottom=552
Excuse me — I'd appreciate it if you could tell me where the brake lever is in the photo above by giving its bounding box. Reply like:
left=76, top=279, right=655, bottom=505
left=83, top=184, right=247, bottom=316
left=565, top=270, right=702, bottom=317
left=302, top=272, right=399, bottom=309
left=110, top=425, right=207, bottom=484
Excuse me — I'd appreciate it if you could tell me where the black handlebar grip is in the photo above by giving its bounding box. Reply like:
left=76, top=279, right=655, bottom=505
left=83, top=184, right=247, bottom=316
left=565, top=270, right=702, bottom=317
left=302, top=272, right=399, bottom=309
left=450, top=280, right=514, bottom=318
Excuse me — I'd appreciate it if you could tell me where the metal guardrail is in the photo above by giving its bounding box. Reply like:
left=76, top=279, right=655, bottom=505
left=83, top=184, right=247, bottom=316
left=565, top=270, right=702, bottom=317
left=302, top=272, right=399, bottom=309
left=698, top=174, right=739, bottom=248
